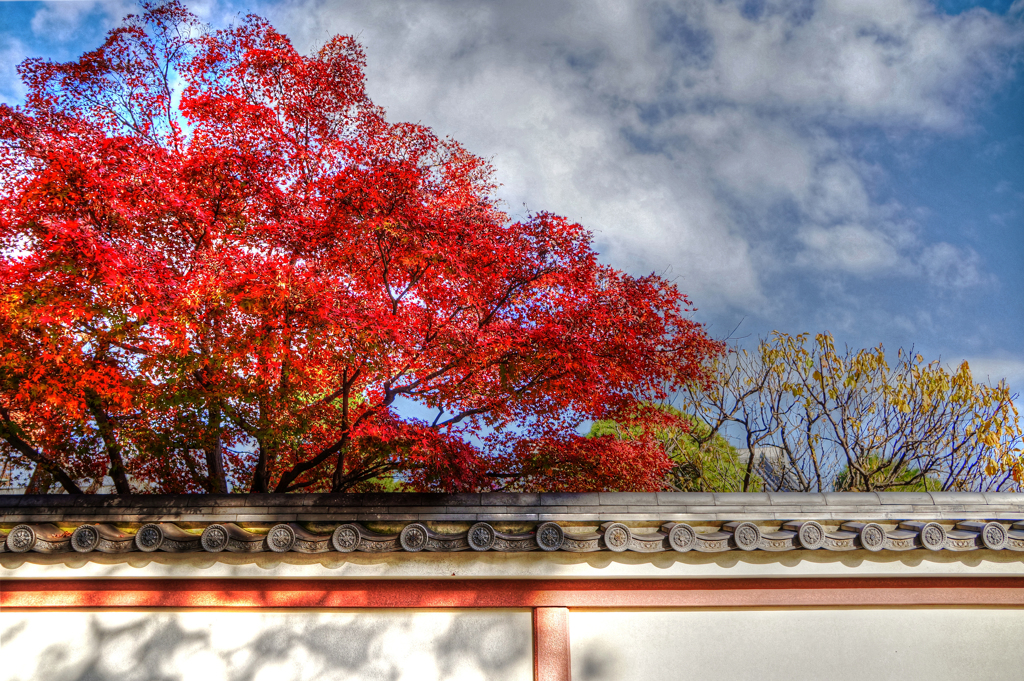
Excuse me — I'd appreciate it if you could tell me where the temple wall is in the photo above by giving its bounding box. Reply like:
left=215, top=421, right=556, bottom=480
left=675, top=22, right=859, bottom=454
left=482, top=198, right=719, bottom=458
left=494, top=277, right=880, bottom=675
left=1, top=609, right=534, bottom=681
left=5, top=602, right=1024, bottom=681
left=3, top=492, right=1022, bottom=680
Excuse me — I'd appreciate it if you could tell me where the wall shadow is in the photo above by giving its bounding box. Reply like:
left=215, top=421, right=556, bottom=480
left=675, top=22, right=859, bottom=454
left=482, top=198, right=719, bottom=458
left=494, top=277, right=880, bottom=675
left=1, top=609, right=532, bottom=681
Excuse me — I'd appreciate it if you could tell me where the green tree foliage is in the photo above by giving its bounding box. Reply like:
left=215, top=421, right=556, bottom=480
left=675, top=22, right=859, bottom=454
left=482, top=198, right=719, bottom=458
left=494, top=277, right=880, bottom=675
left=832, top=456, right=943, bottom=493
left=588, top=405, right=762, bottom=492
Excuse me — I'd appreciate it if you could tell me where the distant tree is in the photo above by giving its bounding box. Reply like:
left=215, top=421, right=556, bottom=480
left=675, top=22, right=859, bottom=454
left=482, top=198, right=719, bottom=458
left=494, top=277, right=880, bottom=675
left=0, top=2, right=721, bottom=494
left=681, top=332, right=1023, bottom=492
left=831, top=455, right=943, bottom=493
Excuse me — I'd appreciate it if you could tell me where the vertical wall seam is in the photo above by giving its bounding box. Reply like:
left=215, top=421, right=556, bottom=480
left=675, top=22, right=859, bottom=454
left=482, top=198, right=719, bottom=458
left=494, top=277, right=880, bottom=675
left=534, top=606, right=571, bottom=681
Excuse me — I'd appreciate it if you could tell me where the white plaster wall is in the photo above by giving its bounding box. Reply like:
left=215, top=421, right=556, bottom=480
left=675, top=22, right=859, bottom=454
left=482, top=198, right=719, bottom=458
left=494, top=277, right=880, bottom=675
left=570, top=607, right=1024, bottom=681
left=4, top=548, right=1023, bottom=580
left=0, top=609, right=533, bottom=681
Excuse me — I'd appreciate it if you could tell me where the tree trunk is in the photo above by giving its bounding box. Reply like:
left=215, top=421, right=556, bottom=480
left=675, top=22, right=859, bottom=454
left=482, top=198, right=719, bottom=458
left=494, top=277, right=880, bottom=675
left=249, top=441, right=269, bottom=493
left=26, top=463, right=54, bottom=494
left=84, top=389, right=131, bottom=494
left=742, top=438, right=757, bottom=493
left=206, top=401, right=228, bottom=493
left=331, top=443, right=348, bottom=492
left=0, top=417, right=83, bottom=494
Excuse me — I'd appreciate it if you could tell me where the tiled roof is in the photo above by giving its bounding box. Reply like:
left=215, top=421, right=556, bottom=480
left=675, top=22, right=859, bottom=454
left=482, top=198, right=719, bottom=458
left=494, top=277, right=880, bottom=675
left=2, top=492, right=1023, bottom=555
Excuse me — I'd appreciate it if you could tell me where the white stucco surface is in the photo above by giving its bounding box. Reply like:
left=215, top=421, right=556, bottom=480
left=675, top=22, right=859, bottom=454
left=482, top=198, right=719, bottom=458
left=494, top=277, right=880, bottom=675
left=0, top=609, right=533, bottom=681
left=570, top=607, right=1024, bottom=681
left=3, top=548, right=1023, bottom=580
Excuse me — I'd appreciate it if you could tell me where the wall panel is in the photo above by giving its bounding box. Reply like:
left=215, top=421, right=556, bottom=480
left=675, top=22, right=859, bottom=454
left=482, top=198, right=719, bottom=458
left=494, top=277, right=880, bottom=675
left=1, top=609, right=533, bottom=681
left=570, top=607, right=1024, bottom=681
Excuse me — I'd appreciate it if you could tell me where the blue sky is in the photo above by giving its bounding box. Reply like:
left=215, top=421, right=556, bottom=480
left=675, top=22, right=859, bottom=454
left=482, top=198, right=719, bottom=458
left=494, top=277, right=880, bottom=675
left=1, top=0, right=1022, bottom=393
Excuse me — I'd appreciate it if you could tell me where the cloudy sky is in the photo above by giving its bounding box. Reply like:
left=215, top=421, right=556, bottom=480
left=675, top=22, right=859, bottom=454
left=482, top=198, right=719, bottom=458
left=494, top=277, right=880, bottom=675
left=2, top=0, right=1022, bottom=390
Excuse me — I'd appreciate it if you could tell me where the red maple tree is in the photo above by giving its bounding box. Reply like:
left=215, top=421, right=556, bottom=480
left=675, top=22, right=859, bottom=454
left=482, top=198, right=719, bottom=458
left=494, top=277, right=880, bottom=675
left=0, top=2, right=721, bottom=494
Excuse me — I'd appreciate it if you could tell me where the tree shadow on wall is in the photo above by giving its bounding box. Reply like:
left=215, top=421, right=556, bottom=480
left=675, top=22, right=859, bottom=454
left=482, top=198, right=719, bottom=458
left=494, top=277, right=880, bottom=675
left=9, top=610, right=531, bottom=681
left=572, top=640, right=621, bottom=681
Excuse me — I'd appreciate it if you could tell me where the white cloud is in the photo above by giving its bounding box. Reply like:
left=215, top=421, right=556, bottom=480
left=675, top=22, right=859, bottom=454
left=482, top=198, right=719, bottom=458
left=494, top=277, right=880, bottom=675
left=0, top=35, right=29, bottom=106
left=959, top=356, right=1024, bottom=390
left=29, top=1, right=136, bottom=43
left=686, top=0, right=1023, bottom=130
left=796, top=224, right=903, bottom=275
left=30, top=1, right=97, bottom=41
left=917, top=241, right=991, bottom=289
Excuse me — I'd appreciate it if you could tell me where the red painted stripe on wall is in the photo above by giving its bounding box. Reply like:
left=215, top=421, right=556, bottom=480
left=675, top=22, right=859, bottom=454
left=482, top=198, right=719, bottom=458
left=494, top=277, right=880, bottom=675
left=3, top=577, right=1023, bottom=609
left=534, top=607, right=571, bottom=681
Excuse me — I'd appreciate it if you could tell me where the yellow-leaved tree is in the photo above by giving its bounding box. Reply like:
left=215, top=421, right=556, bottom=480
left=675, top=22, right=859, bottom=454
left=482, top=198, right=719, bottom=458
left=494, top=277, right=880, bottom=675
left=680, top=332, right=1022, bottom=492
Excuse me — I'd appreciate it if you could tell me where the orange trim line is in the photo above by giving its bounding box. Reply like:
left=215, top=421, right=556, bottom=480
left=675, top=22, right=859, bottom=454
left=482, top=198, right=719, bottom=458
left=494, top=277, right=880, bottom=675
left=3, top=577, right=1023, bottom=609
